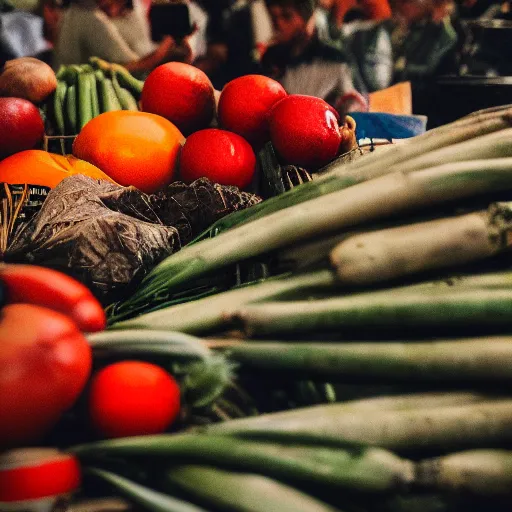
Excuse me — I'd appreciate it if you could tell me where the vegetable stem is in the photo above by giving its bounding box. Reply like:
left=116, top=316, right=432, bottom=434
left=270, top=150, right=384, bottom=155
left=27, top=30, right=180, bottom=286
left=230, top=288, right=512, bottom=337
left=111, top=270, right=336, bottom=332
left=119, top=157, right=512, bottom=315
left=330, top=202, right=512, bottom=285
left=204, top=400, right=512, bottom=451
left=74, top=435, right=414, bottom=492
left=215, top=338, right=512, bottom=382
left=86, top=467, right=206, bottom=512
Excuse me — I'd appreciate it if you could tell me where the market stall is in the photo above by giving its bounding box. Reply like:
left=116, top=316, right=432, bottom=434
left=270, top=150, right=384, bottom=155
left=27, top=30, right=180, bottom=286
left=2, top=56, right=512, bottom=512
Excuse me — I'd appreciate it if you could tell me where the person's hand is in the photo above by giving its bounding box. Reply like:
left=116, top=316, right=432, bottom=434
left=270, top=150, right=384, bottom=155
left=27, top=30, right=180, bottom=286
left=160, top=35, right=177, bottom=54
left=177, top=35, right=194, bottom=64
left=154, top=35, right=180, bottom=64
left=335, top=90, right=368, bottom=117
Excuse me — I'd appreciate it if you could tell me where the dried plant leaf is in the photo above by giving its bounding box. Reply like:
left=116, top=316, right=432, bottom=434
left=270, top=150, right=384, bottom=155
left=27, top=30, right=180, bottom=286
left=5, top=175, right=261, bottom=303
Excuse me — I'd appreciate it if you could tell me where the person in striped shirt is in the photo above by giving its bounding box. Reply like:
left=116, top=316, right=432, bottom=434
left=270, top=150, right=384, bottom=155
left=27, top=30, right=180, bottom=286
left=261, top=0, right=367, bottom=114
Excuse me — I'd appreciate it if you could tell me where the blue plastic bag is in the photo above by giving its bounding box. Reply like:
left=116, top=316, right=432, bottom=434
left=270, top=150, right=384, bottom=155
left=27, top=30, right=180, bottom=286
left=349, top=112, right=428, bottom=141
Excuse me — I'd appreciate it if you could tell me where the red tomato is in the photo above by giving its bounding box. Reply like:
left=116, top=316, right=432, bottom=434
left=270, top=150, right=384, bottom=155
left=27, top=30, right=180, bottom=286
left=88, top=361, right=181, bottom=439
left=179, top=128, right=256, bottom=189
left=268, top=94, right=342, bottom=169
left=0, top=264, right=106, bottom=333
left=141, top=62, right=215, bottom=136
left=0, top=448, right=81, bottom=505
left=0, top=304, right=92, bottom=447
left=218, top=74, right=287, bottom=149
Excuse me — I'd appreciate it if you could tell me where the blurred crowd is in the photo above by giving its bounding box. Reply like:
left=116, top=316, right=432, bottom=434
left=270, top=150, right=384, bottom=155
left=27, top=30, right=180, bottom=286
left=0, top=0, right=510, bottom=112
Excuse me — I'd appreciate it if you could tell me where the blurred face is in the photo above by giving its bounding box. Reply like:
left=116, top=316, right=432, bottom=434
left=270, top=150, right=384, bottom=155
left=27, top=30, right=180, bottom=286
left=97, top=0, right=129, bottom=17
left=431, top=0, right=454, bottom=21
left=43, top=3, right=63, bottom=42
left=268, top=5, right=308, bottom=43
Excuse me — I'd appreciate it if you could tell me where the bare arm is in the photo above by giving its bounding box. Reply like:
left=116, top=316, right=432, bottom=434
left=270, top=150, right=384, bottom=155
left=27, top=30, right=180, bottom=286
left=123, top=36, right=194, bottom=74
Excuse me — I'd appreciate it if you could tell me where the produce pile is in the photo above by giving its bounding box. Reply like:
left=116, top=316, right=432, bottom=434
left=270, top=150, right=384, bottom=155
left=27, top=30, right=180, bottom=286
left=49, top=58, right=143, bottom=138
left=1, top=54, right=512, bottom=512
left=73, top=104, right=512, bottom=512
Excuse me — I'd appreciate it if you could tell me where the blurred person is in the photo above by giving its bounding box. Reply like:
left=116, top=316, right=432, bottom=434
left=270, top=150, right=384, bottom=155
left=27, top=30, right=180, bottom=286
left=225, top=0, right=274, bottom=78
left=188, top=0, right=208, bottom=60
left=317, top=0, right=391, bottom=41
left=151, top=0, right=208, bottom=61
left=431, top=0, right=455, bottom=20
left=261, top=0, right=367, bottom=113
left=35, top=0, right=64, bottom=64
left=390, top=0, right=457, bottom=80
left=345, top=0, right=457, bottom=92
left=193, top=0, right=274, bottom=86
left=191, top=0, right=232, bottom=86
left=54, top=0, right=192, bottom=73
left=0, top=0, right=51, bottom=63
left=456, top=0, right=508, bottom=18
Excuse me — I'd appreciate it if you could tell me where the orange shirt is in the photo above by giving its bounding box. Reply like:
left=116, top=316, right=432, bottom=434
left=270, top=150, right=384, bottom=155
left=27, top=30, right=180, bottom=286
left=334, top=0, right=392, bottom=24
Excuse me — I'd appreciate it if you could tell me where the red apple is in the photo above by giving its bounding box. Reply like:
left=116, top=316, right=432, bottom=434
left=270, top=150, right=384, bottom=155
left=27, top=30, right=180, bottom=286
left=0, top=98, right=44, bottom=159
left=268, top=95, right=342, bottom=170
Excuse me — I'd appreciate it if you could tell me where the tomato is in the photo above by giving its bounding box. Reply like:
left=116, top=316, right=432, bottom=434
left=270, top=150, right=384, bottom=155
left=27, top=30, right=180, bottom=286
left=0, top=264, right=106, bottom=333
left=73, top=111, right=185, bottom=194
left=0, top=304, right=92, bottom=447
left=0, top=448, right=81, bottom=509
left=88, top=361, right=181, bottom=439
left=179, top=128, right=256, bottom=189
left=268, top=94, right=342, bottom=169
left=141, top=62, right=215, bottom=136
left=218, top=74, right=287, bottom=149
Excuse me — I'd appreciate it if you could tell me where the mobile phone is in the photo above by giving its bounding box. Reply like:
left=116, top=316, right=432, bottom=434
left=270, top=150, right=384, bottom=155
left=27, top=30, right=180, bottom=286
left=150, top=2, right=192, bottom=42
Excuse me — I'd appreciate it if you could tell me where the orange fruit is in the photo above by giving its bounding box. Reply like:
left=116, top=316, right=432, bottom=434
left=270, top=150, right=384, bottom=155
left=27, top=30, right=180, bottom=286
left=0, top=150, right=117, bottom=188
left=268, top=95, right=342, bottom=170
left=141, top=62, right=215, bottom=136
left=72, top=111, right=184, bottom=194
left=179, top=128, right=256, bottom=189
left=218, top=75, right=287, bottom=149
left=0, top=98, right=44, bottom=159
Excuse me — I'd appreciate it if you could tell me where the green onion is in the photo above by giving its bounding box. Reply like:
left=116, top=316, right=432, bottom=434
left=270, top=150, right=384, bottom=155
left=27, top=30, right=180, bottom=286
left=416, top=449, right=512, bottom=495
left=86, top=467, right=206, bottom=512
left=88, top=329, right=211, bottom=359
left=164, top=464, right=341, bottom=512
left=118, top=157, right=512, bottom=317
left=111, top=270, right=336, bottom=332
left=191, top=107, right=512, bottom=244
left=214, top=337, right=512, bottom=382
left=204, top=399, right=512, bottom=452
left=74, top=435, right=414, bottom=492
left=230, top=288, right=512, bottom=337
left=330, top=201, right=512, bottom=285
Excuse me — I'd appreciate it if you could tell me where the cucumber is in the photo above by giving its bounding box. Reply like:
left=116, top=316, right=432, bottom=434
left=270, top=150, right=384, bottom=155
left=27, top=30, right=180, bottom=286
left=65, top=84, right=78, bottom=136
left=77, top=71, right=94, bottom=129
left=88, top=72, right=100, bottom=119
left=116, top=68, right=144, bottom=98
left=53, top=80, right=67, bottom=136
left=112, top=72, right=139, bottom=111
left=98, top=77, right=122, bottom=113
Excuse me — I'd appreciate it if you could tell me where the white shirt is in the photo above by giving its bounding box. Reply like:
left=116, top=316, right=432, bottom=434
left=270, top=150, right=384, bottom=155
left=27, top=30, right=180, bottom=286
left=250, top=0, right=272, bottom=45
left=188, top=1, right=208, bottom=60
left=55, top=0, right=155, bottom=67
